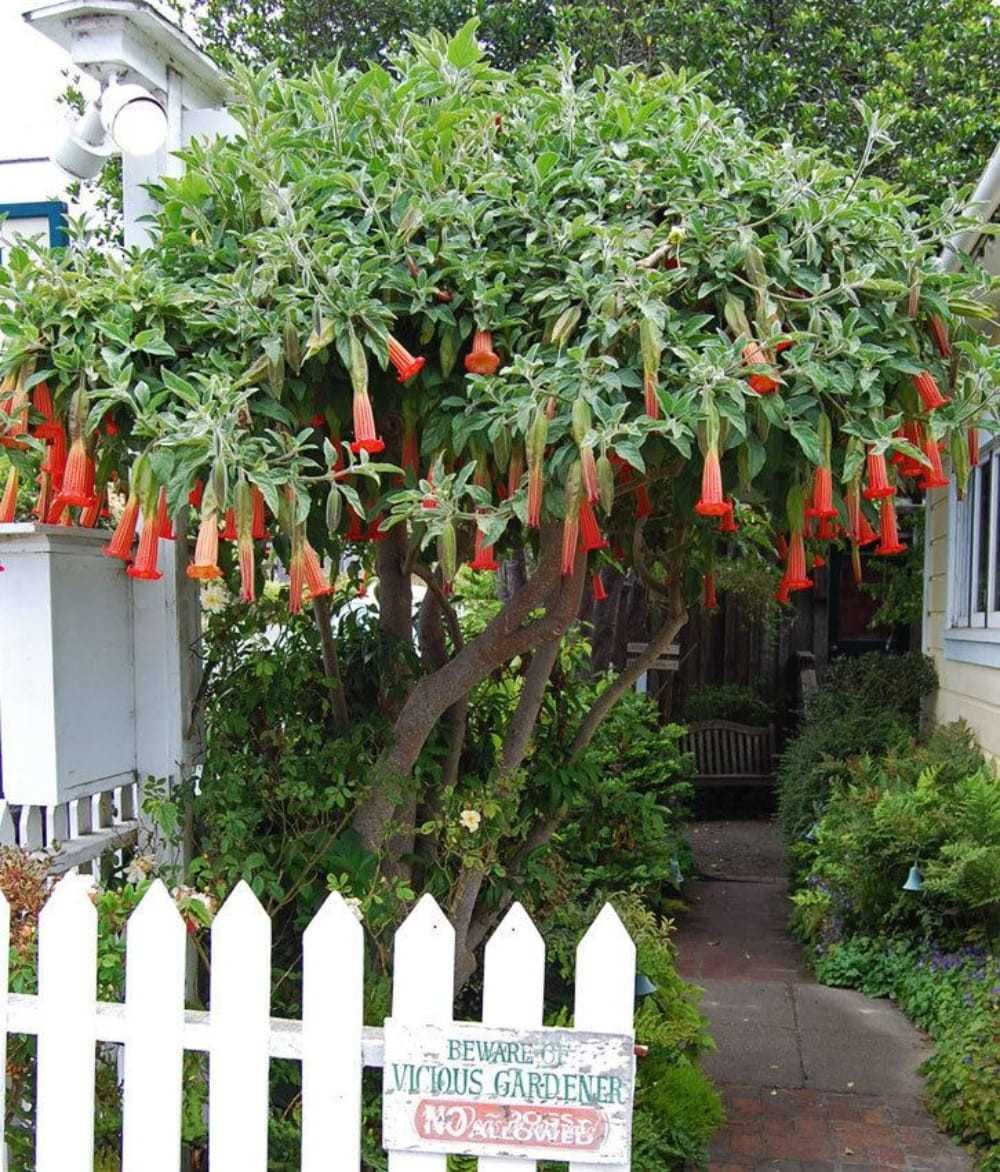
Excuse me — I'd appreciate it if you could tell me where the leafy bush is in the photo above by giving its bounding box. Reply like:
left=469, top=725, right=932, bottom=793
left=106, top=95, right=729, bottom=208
left=777, top=651, right=938, bottom=845
left=682, top=683, right=775, bottom=727
left=789, top=724, right=998, bottom=948
left=814, top=936, right=999, bottom=1163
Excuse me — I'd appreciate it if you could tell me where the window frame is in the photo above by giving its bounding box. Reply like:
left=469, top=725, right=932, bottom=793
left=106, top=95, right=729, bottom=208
left=946, top=437, right=1000, bottom=659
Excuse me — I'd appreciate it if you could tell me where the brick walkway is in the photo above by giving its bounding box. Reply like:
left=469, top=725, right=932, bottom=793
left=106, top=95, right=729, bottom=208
left=674, top=821, right=973, bottom=1172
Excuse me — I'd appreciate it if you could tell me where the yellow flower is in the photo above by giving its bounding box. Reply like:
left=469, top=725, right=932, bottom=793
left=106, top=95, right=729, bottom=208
left=459, top=809, right=482, bottom=832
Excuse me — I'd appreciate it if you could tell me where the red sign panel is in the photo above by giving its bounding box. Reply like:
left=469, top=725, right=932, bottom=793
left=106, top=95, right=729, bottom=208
left=414, top=1099, right=609, bottom=1151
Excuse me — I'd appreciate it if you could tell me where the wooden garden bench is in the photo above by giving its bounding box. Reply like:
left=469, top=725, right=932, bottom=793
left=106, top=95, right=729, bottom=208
left=681, top=721, right=777, bottom=788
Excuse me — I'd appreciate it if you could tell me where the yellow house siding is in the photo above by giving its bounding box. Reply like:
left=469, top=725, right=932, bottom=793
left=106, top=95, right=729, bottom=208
left=924, top=485, right=1000, bottom=757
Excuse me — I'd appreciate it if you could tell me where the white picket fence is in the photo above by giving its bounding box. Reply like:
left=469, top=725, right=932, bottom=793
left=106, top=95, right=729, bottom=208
left=1, top=876, right=636, bottom=1170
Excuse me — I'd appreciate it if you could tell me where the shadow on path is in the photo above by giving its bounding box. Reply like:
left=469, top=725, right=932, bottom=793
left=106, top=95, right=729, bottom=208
left=674, top=819, right=973, bottom=1172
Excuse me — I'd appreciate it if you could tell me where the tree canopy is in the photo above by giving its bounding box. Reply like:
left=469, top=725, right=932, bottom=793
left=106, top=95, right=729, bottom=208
left=190, top=0, right=1000, bottom=205
left=1, top=26, right=997, bottom=959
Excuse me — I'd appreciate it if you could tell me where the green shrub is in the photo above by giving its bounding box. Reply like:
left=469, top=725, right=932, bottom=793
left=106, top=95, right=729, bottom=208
left=777, top=651, right=938, bottom=845
left=681, top=684, right=775, bottom=727
left=814, top=936, right=999, bottom=1162
left=789, top=725, right=998, bottom=948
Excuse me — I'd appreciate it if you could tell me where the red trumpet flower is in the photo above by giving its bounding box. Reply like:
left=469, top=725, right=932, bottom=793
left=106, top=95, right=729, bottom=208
left=968, top=427, right=980, bottom=469
left=719, top=500, right=739, bottom=533
left=0, top=466, right=17, bottom=523
left=816, top=516, right=839, bottom=541
left=251, top=486, right=269, bottom=541
left=126, top=510, right=163, bottom=581
left=103, top=494, right=140, bottom=561
left=876, top=498, right=907, bottom=556
left=157, top=487, right=175, bottom=540
left=42, top=424, right=67, bottom=490
left=469, top=528, right=500, bottom=572
left=32, top=381, right=61, bottom=441
left=581, top=446, right=600, bottom=505
left=289, top=539, right=332, bottom=613
left=643, top=371, right=660, bottom=419
left=858, top=508, right=879, bottom=547
left=695, top=447, right=729, bottom=517
left=350, top=385, right=385, bottom=455
left=807, top=465, right=838, bottom=520
left=188, top=479, right=204, bottom=509
left=527, top=461, right=544, bottom=527
left=927, top=315, right=952, bottom=359
left=742, top=341, right=779, bottom=393
left=775, top=577, right=792, bottom=604
left=34, top=472, right=52, bottom=522
left=79, top=490, right=103, bottom=529
left=914, top=371, right=947, bottom=412
left=591, top=571, right=608, bottom=602
left=54, top=437, right=97, bottom=510
left=784, top=531, right=813, bottom=592
left=345, top=508, right=366, bottom=541
left=186, top=509, right=222, bottom=580
left=579, top=498, right=609, bottom=552
left=387, top=335, right=426, bottom=383
left=465, top=330, right=500, bottom=376
left=703, top=572, right=719, bottom=610
left=863, top=450, right=896, bottom=500
left=220, top=509, right=238, bottom=541
left=919, top=437, right=950, bottom=490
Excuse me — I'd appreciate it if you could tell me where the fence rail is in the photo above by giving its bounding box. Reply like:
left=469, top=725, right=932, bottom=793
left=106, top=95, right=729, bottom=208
left=2, top=877, right=636, bottom=1170
left=0, top=778, right=140, bottom=875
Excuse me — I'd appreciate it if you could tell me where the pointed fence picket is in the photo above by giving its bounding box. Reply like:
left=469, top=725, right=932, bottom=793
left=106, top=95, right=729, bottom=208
left=4, top=879, right=638, bottom=1170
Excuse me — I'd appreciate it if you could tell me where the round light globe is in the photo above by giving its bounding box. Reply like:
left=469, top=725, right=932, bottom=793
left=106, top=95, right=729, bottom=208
left=109, top=96, right=168, bottom=156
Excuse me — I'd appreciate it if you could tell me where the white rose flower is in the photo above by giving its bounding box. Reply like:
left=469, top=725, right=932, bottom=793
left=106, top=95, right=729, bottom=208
left=459, top=809, right=482, bottom=833
left=200, top=580, right=230, bottom=614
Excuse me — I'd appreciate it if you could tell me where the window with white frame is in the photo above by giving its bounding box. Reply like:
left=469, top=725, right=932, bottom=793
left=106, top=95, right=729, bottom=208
left=948, top=439, right=1000, bottom=633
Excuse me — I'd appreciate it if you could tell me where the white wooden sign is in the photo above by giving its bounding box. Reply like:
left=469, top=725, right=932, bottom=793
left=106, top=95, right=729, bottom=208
left=382, top=1019, right=635, bottom=1164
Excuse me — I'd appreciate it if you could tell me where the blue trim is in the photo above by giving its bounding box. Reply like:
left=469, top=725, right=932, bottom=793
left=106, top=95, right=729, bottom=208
left=943, top=635, right=1000, bottom=669
left=0, top=201, right=68, bottom=249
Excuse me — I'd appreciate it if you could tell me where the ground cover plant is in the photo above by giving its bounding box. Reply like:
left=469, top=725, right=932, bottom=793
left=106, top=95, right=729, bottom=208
left=789, top=722, right=1000, bottom=1165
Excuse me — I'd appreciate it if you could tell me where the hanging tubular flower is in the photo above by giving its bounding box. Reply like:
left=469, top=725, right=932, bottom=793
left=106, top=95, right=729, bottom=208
left=775, top=577, right=792, bottom=604
left=188, top=479, right=204, bottom=509
left=42, top=424, right=68, bottom=490
left=302, top=540, right=333, bottom=600
left=0, top=370, right=29, bottom=448
left=561, top=462, right=583, bottom=575
left=863, top=449, right=896, bottom=500
left=695, top=447, right=729, bottom=517
left=34, top=472, right=51, bottom=521
left=591, top=570, right=608, bottom=602
left=719, top=500, right=739, bottom=533
left=812, top=553, right=826, bottom=569
left=156, top=487, right=175, bottom=541
left=919, top=436, right=950, bottom=490
left=703, top=572, right=719, bottom=610
left=526, top=405, right=548, bottom=527
left=858, top=508, right=879, bottom=547
left=639, top=318, right=662, bottom=419
left=126, top=507, right=162, bottom=581
left=186, top=505, right=222, bottom=580
left=816, top=517, right=839, bottom=541
left=469, top=527, right=500, bottom=572
left=876, top=498, right=907, bottom=556
left=251, top=486, right=270, bottom=541
left=345, top=507, right=366, bottom=541
left=775, top=533, right=789, bottom=560
left=851, top=541, right=863, bottom=586
left=507, top=442, right=524, bottom=500
left=465, top=329, right=500, bottom=376
left=79, top=490, right=103, bottom=529
left=742, top=341, right=779, bottom=394
left=579, top=497, right=609, bottom=553
left=387, top=333, right=426, bottom=383
left=807, top=465, right=838, bottom=519
left=55, top=438, right=97, bottom=509
left=103, top=493, right=140, bottom=561
left=350, top=384, right=384, bottom=454
left=784, top=531, right=813, bottom=591
left=0, top=466, right=18, bottom=523
left=968, top=426, right=980, bottom=469
left=32, top=381, right=61, bottom=440
left=846, top=479, right=862, bottom=543
left=927, top=315, right=952, bottom=359
left=914, top=370, right=947, bottom=411
left=234, top=480, right=255, bottom=603
left=220, top=508, right=238, bottom=541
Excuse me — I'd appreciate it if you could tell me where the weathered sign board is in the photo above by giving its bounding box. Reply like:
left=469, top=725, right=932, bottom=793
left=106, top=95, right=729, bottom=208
left=382, top=1018, right=635, bottom=1164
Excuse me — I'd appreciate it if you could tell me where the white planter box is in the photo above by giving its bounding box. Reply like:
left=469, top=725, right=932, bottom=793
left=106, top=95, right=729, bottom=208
left=0, top=524, right=137, bottom=804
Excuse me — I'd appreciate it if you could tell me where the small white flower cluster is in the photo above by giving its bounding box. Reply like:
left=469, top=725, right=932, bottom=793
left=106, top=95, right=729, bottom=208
left=171, top=885, right=216, bottom=914
left=106, top=483, right=128, bottom=525
left=200, top=580, right=231, bottom=614
left=125, top=853, right=155, bottom=885
left=343, top=895, right=364, bottom=922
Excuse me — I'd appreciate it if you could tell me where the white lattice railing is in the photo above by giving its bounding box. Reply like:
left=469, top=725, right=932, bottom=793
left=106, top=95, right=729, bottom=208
left=0, top=777, right=141, bottom=875
left=2, top=879, right=637, bottom=1170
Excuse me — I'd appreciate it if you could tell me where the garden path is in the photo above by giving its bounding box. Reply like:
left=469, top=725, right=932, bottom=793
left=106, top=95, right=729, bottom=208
left=673, top=819, right=974, bottom=1172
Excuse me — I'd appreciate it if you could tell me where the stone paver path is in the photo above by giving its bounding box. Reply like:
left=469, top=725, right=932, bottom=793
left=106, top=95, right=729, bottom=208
left=674, top=820, right=973, bottom=1171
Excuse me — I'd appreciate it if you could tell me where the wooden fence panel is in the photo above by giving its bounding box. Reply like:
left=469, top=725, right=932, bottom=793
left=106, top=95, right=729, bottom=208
left=122, top=881, right=186, bottom=1172
left=302, top=892, right=364, bottom=1171
left=36, top=876, right=97, bottom=1172
left=570, top=904, right=635, bottom=1172
left=389, top=895, right=454, bottom=1172
left=209, top=881, right=272, bottom=1172
left=481, top=902, right=546, bottom=1172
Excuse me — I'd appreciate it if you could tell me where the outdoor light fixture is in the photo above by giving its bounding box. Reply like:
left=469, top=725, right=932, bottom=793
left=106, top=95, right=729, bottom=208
left=634, top=973, right=658, bottom=1000
left=902, top=863, right=924, bottom=893
left=669, top=858, right=684, bottom=886
left=52, top=79, right=167, bottom=180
